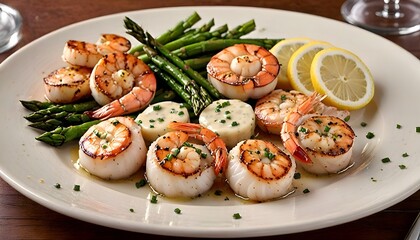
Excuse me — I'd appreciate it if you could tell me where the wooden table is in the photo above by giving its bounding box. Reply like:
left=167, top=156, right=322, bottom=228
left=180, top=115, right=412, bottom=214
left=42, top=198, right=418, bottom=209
left=1, top=1, right=419, bottom=239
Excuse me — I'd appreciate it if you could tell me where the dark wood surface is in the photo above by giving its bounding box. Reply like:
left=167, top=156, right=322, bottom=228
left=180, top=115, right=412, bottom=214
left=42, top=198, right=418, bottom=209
left=1, top=1, right=419, bottom=239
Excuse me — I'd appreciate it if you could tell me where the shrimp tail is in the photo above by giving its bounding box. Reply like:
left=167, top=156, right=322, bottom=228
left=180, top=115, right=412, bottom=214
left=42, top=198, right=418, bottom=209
left=85, top=99, right=126, bottom=120
left=168, top=122, right=228, bottom=175
left=281, top=92, right=326, bottom=164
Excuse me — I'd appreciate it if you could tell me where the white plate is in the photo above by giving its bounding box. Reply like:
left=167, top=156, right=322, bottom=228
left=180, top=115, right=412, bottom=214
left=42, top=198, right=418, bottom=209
left=1, top=6, right=419, bottom=238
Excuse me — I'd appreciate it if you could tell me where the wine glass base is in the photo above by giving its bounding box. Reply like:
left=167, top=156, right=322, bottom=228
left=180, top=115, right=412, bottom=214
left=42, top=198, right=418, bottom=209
left=341, top=0, right=420, bottom=35
left=0, top=3, right=22, bottom=54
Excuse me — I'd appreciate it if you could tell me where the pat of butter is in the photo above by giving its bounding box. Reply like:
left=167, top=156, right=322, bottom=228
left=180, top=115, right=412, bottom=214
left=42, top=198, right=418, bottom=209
left=135, top=101, right=189, bottom=143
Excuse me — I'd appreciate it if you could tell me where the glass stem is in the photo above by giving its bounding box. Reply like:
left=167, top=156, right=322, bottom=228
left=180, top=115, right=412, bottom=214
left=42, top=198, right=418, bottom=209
left=379, top=0, right=404, bottom=18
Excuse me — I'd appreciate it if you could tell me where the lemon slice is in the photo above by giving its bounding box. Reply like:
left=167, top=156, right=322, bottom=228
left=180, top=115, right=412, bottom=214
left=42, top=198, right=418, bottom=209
left=270, top=37, right=312, bottom=90
left=310, top=47, right=375, bottom=110
left=287, top=41, right=333, bottom=95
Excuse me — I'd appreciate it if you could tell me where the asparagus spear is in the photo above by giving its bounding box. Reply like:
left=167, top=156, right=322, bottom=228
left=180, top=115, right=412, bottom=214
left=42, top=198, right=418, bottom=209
left=20, top=100, right=56, bottom=111
left=164, top=23, right=228, bottom=51
left=143, top=45, right=206, bottom=115
left=171, top=38, right=283, bottom=59
left=148, top=63, right=193, bottom=108
left=137, top=24, right=228, bottom=63
left=223, top=19, right=256, bottom=39
left=125, top=16, right=221, bottom=99
left=35, top=120, right=101, bottom=147
left=24, top=100, right=99, bottom=123
left=129, top=11, right=201, bottom=54
left=184, top=56, right=213, bottom=70
left=28, top=112, right=93, bottom=131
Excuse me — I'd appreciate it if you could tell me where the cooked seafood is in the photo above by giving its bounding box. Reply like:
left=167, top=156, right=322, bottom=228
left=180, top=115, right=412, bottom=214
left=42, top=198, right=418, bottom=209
left=62, top=34, right=131, bottom=68
left=280, top=92, right=355, bottom=174
left=255, top=89, right=350, bottom=135
left=146, top=122, right=228, bottom=198
left=226, top=139, right=295, bottom=202
left=43, top=66, right=91, bottom=103
left=86, top=52, right=156, bottom=120
left=78, top=116, right=147, bottom=180
left=135, top=101, right=190, bottom=143
left=198, top=99, right=255, bottom=149
left=207, top=44, right=279, bottom=101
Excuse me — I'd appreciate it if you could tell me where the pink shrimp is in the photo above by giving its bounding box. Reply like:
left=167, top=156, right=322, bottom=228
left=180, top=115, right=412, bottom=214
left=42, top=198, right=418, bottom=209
left=168, top=122, right=228, bottom=175
left=280, top=92, right=326, bottom=163
left=206, top=44, right=279, bottom=101
left=86, top=52, right=156, bottom=120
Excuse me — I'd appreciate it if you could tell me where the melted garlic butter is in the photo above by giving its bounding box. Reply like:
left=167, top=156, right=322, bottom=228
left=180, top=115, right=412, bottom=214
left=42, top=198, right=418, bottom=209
left=199, top=99, right=255, bottom=148
left=135, top=101, right=190, bottom=142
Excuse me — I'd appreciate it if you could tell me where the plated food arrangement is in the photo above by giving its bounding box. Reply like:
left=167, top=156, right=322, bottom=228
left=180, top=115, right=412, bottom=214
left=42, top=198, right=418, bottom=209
left=21, top=12, right=375, bottom=203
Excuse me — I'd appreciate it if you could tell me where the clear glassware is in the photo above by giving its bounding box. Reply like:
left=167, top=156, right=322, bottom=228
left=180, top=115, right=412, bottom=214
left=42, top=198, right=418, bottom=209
left=341, top=0, right=420, bottom=35
left=0, top=3, right=22, bottom=54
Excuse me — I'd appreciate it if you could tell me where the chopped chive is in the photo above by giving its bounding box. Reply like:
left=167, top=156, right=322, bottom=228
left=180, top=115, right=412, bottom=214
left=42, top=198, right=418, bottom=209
left=54, top=183, right=61, bottom=189
left=130, top=208, right=134, bottom=212
left=381, top=157, right=391, bottom=163
left=299, top=127, right=307, bottom=133
left=396, top=124, right=402, bottom=129
left=416, top=127, right=420, bottom=133
left=344, top=115, right=350, bottom=122
left=371, top=177, right=377, bottom=182
left=303, top=188, right=310, bottom=194
left=324, top=125, right=331, bottom=132
left=149, top=119, right=155, bottom=123
left=136, top=119, right=142, bottom=124
left=366, top=132, right=375, bottom=139
left=231, top=121, right=239, bottom=127
left=135, top=179, right=147, bottom=188
left=150, top=125, right=154, bottom=128
left=293, top=172, right=301, bottom=179
left=200, top=152, right=208, bottom=158
left=111, top=119, right=119, bottom=125
left=153, top=105, right=162, bottom=111
left=174, top=208, right=181, bottom=214
left=178, top=111, right=185, bottom=116
left=220, top=119, right=226, bottom=123
left=314, top=119, right=322, bottom=124
left=399, top=165, right=407, bottom=169
left=281, top=95, right=287, bottom=101
left=233, top=213, right=242, bottom=219
left=360, top=122, right=367, bottom=127
left=402, top=152, right=409, bottom=157
left=171, top=147, right=180, bottom=156
left=157, top=117, right=164, bottom=122
left=150, top=195, right=158, bottom=204
left=73, top=184, right=80, bottom=191
left=264, top=148, right=275, bottom=160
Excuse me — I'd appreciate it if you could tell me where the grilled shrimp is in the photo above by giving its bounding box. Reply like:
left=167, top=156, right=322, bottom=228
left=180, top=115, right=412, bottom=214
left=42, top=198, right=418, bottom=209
left=43, top=66, right=91, bottom=103
left=255, top=89, right=350, bottom=135
left=296, top=115, right=355, bottom=174
left=95, top=34, right=131, bottom=55
left=207, top=44, right=279, bottom=101
left=86, top=52, right=156, bottom=120
left=78, top=116, right=147, bottom=180
left=62, top=34, right=131, bottom=68
left=145, top=122, right=228, bottom=198
left=226, top=139, right=296, bottom=202
left=280, top=93, right=355, bottom=174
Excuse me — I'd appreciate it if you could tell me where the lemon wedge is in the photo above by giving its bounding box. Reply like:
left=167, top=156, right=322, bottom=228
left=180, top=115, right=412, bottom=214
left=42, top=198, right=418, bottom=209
left=287, top=41, right=333, bottom=95
left=270, top=37, right=312, bottom=90
left=310, top=47, right=375, bottom=110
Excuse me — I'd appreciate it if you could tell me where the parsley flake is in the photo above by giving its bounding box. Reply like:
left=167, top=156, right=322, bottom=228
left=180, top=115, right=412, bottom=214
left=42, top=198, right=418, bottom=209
left=174, top=208, right=181, bottom=214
